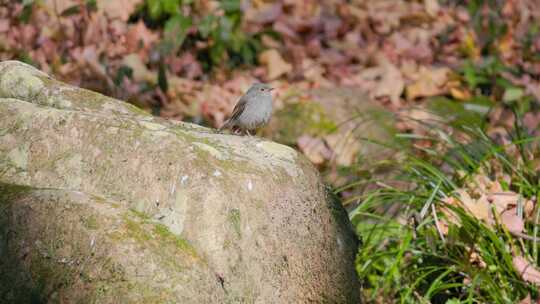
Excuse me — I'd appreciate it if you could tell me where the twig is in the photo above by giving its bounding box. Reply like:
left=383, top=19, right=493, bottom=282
left=432, top=204, right=446, bottom=243
left=511, top=231, right=540, bottom=243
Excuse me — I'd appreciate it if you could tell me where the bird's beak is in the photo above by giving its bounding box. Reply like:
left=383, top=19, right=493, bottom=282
left=269, top=88, right=275, bottom=91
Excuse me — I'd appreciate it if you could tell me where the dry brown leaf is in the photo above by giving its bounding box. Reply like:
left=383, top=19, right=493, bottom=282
left=374, top=63, right=405, bottom=105
left=323, top=130, right=363, bottom=167
left=43, top=0, right=78, bottom=14
left=258, top=49, right=292, bottom=80
left=0, top=19, right=9, bottom=33
left=458, top=189, right=490, bottom=222
left=501, top=208, right=524, bottom=234
left=245, top=2, right=282, bottom=24
left=126, top=21, right=159, bottom=54
left=469, top=172, right=493, bottom=193
left=260, top=34, right=281, bottom=49
left=440, top=197, right=459, bottom=230
left=498, top=30, right=516, bottom=61
left=197, top=83, right=238, bottom=124
left=97, top=0, right=143, bottom=21
left=525, top=199, right=535, bottom=218
left=449, top=87, right=472, bottom=100
left=469, top=250, right=487, bottom=268
left=440, top=189, right=490, bottom=232
left=300, top=58, right=330, bottom=87
left=354, top=62, right=404, bottom=105
left=513, top=255, right=540, bottom=286
left=519, top=294, right=532, bottom=304
left=487, top=191, right=519, bottom=214
left=297, top=135, right=333, bottom=165
left=272, top=20, right=300, bottom=41
left=122, top=53, right=155, bottom=83
left=70, top=45, right=102, bottom=76
left=523, top=112, right=540, bottom=132
left=524, top=81, right=540, bottom=106
left=366, top=1, right=407, bottom=34
left=405, top=66, right=450, bottom=100
left=424, top=0, right=440, bottom=17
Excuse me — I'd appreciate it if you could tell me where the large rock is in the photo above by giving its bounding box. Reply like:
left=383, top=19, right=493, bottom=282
left=0, top=61, right=359, bottom=303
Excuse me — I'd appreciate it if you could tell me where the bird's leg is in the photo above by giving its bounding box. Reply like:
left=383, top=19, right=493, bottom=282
left=245, top=130, right=252, bottom=137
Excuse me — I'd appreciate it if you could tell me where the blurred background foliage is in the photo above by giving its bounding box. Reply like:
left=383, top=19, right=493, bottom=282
left=137, top=0, right=263, bottom=69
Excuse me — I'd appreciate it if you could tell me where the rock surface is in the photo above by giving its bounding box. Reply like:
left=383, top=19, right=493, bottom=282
left=0, top=61, right=359, bottom=303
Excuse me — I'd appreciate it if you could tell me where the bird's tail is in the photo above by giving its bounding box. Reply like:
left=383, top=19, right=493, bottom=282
left=219, top=119, right=233, bottom=131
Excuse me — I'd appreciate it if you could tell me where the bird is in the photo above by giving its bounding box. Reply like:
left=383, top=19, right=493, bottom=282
left=219, top=83, right=274, bottom=136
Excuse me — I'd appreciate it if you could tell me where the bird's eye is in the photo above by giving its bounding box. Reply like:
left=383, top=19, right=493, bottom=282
left=260, top=88, right=264, bottom=91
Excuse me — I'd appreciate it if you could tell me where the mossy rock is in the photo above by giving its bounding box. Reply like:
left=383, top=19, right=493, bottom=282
left=267, top=87, right=398, bottom=168
left=0, top=61, right=359, bottom=303
left=270, top=101, right=338, bottom=146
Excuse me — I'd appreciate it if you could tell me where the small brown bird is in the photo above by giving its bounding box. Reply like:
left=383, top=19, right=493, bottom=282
left=219, top=83, right=274, bottom=136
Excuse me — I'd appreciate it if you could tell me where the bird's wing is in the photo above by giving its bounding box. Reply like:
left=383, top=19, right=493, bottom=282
left=228, top=95, right=248, bottom=122
left=219, top=96, right=248, bottom=130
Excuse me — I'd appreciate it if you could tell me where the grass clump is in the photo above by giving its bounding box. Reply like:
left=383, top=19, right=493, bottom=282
left=344, top=111, right=540, bottom=303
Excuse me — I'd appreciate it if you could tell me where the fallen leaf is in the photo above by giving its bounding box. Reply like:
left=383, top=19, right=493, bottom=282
left=353, top=61, right=404, bottom=105
left=273, top=20, right=300, bottom=41
left=513, top=255, right=540, bottom=286
left=258, top=49, right=292, bottom=80
left=366, top=0, right=407, bottom=34
left=458, top=189, right=490, bottom=222
left=126, top=21, right=159, bottom=54
left=405, top=66, right=450, bottom=100
left=523, top=112, right=540, bottom=132
left=440, top=189, right=490, bottom=231
left=500, top=73, right=540, bottom=107
left=503, top=87, right=525, bottom=102
left=260, top=34, right=281, bottom=49
left=497, top=30, right=516, bottom=61
left=245, top=2, right=282, bottom=24
left=525, top=199, right=535, bottom=218
left=122, top=53, right=155, bottom=83
left=324, top=132, right=360, bottom=167
left=449, top=86, right=472, bottom=100
left=297, top=135, right=333, bottom=165
left=96, top=0, right=143, bottom=21
left=487, top=191, right=519, bottom=214
left=82, top=13, right=108, bottom=46
left=440, top=197, right=460, bottom=229
left=0, top=19, right=9, bottom=32
left=300, top=58, right=329, bottom=87
left=519, top=294, right=532, bottom=304
left=469, top=250, right=487, bottom=268
left=501, top=208, right=524, bottom=234
left=43, top=0, right=78, bottom=14
left=424, top=0, right=440, bottom=17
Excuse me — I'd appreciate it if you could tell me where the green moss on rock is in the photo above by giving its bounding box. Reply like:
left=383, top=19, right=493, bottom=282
left=153, top=223, right=198, bottom=258
left=124, top=217, right=152, bottom=242
left=81, top=215, right=99, bottom=230
left=270, top=102, right=338, bottom=146
left=123, top=210, right=200, bottom=260
left=228, top=208, right=242, bottom=238
left=0, top=182, right=32, bottom=203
